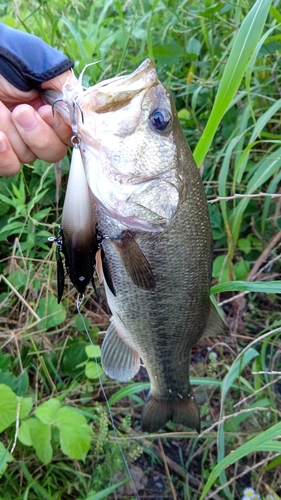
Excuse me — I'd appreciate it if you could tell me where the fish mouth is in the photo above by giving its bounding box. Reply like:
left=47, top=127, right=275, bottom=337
left=83, top=58, right=158, bottom=113
left=42, top=59, right=158, bottom=123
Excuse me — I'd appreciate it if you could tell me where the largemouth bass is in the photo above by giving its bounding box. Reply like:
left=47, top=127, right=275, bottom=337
left=45, top=59, right=227, bottom=432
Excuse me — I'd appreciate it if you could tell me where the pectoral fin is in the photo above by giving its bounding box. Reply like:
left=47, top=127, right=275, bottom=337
left=101, top=247, right=116, bottom=296
left=112, top=231, right=156, bottom=290
left=101, top=320, right=140, bottom=382
left=203, top=301, right=229, bottom=337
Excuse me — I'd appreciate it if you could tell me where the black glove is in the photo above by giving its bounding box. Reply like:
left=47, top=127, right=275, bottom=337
left=0, top=22, right=74, bottom=91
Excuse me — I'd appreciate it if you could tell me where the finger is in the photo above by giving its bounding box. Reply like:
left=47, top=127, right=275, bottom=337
left=0, top=74, right=39, bottom=108
left=0, top=132, right=21, bottom=176
left=0, top=101, right=36, bottom=164
left=12, top=104, right=69, bottom=162
left=38, top=104, right=72, bottom=146
left=41, top=70, right=75, bottom=92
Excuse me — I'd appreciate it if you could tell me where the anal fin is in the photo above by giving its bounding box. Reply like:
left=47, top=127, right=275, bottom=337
left=203, top=300, right=229, bottom=338
left=101, top=320, right=140, bottom=382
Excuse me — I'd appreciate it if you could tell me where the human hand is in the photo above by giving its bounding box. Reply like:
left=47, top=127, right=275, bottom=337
left=0, top=71, right=73, bottom=176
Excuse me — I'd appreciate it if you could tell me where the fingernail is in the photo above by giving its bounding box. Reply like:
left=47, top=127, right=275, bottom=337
left=0, top=136, right=7, bottom=152
left=14, top=109, right=38, bottom=130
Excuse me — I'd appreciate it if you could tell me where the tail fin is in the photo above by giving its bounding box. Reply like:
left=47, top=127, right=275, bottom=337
left=141, top=393, right=200, bottom=433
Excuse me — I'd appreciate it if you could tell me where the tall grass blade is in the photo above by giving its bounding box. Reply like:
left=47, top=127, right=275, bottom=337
left=194, top=0, right=273, bottom=166
left=211, top=280, right=281, bottom=295
left=217, top=347, right=259, bottom=499
left=199, top=421, right=281, bottom=499
left=229, top=146, right=281, bottom=243
left=84, top=481, right=126, bottom=500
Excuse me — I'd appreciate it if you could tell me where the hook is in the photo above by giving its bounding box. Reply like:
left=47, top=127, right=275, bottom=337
left=51, top=98, right=64, bottom=117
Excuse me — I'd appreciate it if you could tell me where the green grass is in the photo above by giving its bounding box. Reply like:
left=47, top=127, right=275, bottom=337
left=1, top=0, right=281, bottom=499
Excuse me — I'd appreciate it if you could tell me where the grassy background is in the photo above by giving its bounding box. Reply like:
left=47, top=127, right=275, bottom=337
left=0, top=0, right=281, bottom=499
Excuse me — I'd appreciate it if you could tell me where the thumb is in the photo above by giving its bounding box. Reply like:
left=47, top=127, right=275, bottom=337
left=41, top=70, right=77, bottom=92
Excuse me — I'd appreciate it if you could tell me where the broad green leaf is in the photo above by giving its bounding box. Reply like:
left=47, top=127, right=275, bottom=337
left=35, top=398, right=61, bottom=424
left=85, top=345, right=101, bottom=359
left=212, top=255, right=231, bottom=283
left=85, top=361, right=104, bottom=380
left=18, top=419, right=34, bottom=446
left=0, top=369, right=28, bottom=396
left=233, top=259, right=250, bottom=281
left=0, top=352, right=11, bottom=370
left=54, top=406, right=88, bottom=427
left=62, top=341, right=88, bottom=376
left=153, top=43, right=186, bottom=61
left=55, top=407, right=92, bottom=460
left=237, top=237, right=253, bottom=254
left=18, top=397, right=33, bottom=419
left=0, top=384, right=17, bottom=433
left=186, top=37, right=201, bottom=56
left=59, top=428, right=92, bottom=461
left=0, top=442, right=13, bottom=475
left=37, top=295, right=66, bottom=330
left=7, top=270, right=27, bottom=291
left=178, top=108, right=191, bottom=121
left=30, top=420, right=53, bottom=465
left=74, top=314, right=91, bottom=332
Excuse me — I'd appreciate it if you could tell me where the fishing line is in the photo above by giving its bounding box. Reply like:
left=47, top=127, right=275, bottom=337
left=76, top=297, right=141, bottom=500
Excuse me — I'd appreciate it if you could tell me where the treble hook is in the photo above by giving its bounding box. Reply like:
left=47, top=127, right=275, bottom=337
left=51, top=98, right=84, bottom=127
left=73, top=100, right=84, bottom=125
left=51, top=98, right=64, bottom=117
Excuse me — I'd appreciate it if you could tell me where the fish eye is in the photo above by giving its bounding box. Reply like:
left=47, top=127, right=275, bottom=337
left=149, top=108, right=171, bottom=132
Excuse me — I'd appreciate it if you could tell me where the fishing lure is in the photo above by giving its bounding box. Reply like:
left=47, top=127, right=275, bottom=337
left=49, top=139, right=97, bottom=303
left=49, top=76, right=97, bottom=303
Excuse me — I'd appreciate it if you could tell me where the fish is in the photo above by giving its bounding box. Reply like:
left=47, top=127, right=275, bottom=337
left=44, top=59, right=227, bottom=432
